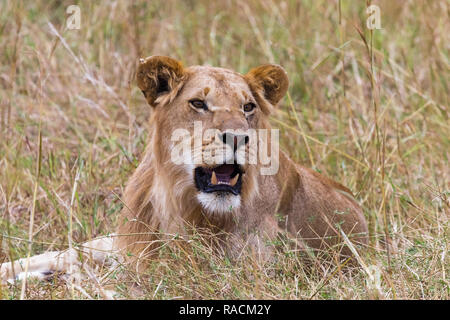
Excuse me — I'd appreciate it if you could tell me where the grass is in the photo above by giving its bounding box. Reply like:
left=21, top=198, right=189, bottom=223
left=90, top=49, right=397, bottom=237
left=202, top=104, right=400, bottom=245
left=0, top=0, right=448, bottom=299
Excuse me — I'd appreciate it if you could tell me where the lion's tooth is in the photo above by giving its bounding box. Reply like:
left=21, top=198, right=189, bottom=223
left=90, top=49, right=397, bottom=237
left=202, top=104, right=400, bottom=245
left=211, top=171, right=218, bottom=185
left=230, top=174, right=239, bottom=187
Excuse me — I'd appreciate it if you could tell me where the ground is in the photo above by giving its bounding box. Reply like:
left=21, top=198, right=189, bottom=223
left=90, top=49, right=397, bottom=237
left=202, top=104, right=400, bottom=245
left=0, top=0, right=448, bottom=299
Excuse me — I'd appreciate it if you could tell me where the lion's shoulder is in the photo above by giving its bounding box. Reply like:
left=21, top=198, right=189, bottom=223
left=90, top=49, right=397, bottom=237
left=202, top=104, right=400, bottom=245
left=277, top=151, right=356, bottom=202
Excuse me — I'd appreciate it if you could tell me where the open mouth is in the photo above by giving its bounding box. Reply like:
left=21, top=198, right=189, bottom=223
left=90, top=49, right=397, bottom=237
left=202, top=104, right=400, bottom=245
left=194, top=163, right=243, bottom=195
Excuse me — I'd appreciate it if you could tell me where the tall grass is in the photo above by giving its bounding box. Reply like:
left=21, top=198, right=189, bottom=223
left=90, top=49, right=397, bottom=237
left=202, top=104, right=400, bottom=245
left=0, top=0, right=448, bottom=299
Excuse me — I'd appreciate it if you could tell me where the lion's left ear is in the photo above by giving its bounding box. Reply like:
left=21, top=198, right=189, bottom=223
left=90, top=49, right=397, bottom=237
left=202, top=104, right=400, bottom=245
left=245, top=64, right=289, bottom=106
left=137, top=55, right=185, bottom=107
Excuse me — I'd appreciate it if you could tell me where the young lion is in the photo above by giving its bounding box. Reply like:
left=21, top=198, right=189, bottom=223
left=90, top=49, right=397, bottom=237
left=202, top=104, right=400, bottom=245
left=1, top=56, right=368, bottom=283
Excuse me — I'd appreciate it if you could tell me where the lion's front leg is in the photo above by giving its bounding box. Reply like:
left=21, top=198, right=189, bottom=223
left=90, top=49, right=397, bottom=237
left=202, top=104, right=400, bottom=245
left=0, top=236, right=116, bottom=284
left=0, top=249, right=81, bottom=283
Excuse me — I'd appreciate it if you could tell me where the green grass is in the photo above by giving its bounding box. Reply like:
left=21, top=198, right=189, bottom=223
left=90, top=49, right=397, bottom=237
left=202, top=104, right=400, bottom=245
left=0, top=0, right=448, bottom=299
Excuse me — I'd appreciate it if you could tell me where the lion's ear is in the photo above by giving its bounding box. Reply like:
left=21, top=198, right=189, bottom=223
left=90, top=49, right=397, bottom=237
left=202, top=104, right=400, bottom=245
left=137, top=56, right=185, bottom=107
left=245, top=64, right=289, bottom=106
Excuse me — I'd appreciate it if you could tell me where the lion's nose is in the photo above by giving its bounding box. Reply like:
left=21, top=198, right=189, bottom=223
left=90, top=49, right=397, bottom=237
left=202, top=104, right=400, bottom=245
left=221, top=132, right=249, bottom=152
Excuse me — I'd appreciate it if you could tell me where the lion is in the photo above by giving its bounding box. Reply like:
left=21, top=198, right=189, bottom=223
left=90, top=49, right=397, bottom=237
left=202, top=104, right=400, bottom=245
left=1, top=56, right=368, bottom=284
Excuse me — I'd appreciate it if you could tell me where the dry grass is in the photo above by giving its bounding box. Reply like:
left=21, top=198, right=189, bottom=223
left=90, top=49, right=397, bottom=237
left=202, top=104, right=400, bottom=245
left=0, top=0, right=448, bottom=299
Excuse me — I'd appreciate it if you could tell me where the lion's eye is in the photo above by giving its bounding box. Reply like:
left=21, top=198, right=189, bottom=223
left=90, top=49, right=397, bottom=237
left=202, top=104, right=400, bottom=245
left=189, top=99, right=207, bottom=110
left=243, top=103, right=256, bottom=113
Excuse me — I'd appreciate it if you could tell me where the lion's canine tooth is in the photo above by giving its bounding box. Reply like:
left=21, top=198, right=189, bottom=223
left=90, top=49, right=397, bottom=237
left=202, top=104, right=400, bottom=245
left=230, top=174, right=239, bottom=187
left=211, top=171, right=218, bottom=185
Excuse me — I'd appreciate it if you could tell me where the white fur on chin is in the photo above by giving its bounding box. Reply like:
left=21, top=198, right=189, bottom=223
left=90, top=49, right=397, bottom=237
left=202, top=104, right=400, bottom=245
left=197, top=192, right=241, bottom=214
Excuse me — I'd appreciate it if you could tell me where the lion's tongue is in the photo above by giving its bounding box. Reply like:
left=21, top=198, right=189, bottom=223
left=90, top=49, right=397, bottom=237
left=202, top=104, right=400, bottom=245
left=215, top=172, right=231, bottom=183
left=211, top=165, right=238, bottom=186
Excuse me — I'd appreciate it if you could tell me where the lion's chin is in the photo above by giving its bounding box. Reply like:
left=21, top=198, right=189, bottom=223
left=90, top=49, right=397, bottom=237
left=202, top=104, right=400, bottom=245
left=197, top=192, right=241, bottom=214
left=194, top=163, right=246, bottom=214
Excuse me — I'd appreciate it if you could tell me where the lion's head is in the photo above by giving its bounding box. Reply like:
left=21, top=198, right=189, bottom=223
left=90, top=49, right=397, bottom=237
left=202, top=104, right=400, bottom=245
left=135, top=56, right=288, bottom=222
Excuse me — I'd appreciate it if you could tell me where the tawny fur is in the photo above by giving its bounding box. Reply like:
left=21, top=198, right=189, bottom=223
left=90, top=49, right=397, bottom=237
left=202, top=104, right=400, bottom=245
left=115, top=56, right=368, bottom=266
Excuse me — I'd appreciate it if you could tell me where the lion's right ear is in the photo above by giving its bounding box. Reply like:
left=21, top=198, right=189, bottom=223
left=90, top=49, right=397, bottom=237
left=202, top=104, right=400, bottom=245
left=245, top=64, right=289, bottom=108
left=137, top=56, right=185, bottom=107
